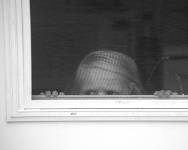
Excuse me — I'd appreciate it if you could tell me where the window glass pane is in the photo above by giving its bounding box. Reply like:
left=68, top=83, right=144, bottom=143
left=31, top=0, right=188, bottom=97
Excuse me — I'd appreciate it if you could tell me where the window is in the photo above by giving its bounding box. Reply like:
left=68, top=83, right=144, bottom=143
left=4, top=0, right=188, bottom=122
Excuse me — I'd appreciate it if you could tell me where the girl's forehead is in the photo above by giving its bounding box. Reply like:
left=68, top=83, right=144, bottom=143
left=80, top=67, right=128, bottom=81
left=78, top=68, right=130, bottom=93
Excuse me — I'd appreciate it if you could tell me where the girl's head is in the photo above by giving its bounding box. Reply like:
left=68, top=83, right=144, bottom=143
left=72, top=50, right=142, bottom=95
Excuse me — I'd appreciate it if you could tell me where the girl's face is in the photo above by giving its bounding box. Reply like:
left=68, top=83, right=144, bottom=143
left=77, top=68, right=131, bottom=95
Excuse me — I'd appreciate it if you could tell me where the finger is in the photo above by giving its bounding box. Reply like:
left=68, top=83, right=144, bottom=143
left=52, top=90, right=59, bottom=97
left=59, top=92, right=65, bottom=95
left=172, top=92, right=178, bottom=95
left=165, top=90, right=172, bottom=95
left=40, top=92, right=45, bottom=95
left=154, top=91, right=159, bottom=95
left=45, top=90, right=51, bottom=97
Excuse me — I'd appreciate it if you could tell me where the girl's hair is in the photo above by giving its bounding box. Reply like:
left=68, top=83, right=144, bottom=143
left=72, top=50, right=143, bottom=95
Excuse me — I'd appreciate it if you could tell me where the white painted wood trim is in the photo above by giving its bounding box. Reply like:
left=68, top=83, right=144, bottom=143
left=3, top=0, right=188, bottom=122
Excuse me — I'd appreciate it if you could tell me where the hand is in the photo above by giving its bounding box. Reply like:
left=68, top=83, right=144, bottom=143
left=154, top=90, right=179, bottom=98
left=40, top=90, right=65, bottom=97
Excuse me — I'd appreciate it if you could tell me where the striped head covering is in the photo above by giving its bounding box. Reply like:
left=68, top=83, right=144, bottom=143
left=72, top=50, right=143, bottom=95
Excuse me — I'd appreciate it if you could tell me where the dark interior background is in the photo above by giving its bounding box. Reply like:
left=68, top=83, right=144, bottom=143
left=31, top=0, right=188, bottom=95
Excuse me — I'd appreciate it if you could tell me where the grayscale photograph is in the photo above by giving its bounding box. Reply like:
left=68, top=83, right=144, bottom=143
left=3, top=0, right=188, bottom=148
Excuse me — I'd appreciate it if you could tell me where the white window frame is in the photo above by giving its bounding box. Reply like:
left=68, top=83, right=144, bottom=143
left=3, top=0, right=188, bottom=122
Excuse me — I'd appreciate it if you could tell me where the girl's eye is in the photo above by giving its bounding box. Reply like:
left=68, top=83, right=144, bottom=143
left=105, top=91, right=119, bottom=95
left=84, top=90, right=96, bottom=95
left=84, top=90, right=120, bottom=95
